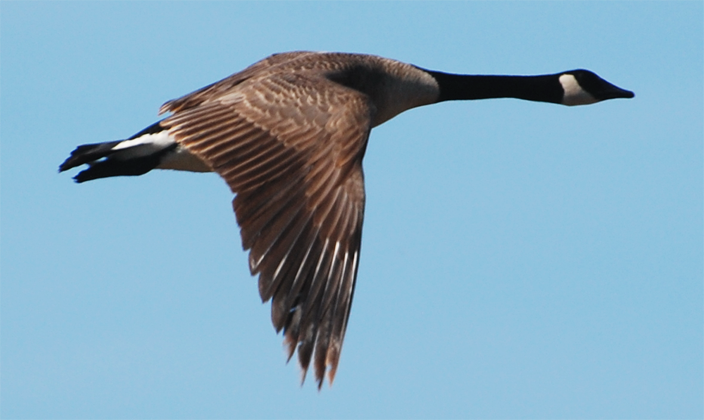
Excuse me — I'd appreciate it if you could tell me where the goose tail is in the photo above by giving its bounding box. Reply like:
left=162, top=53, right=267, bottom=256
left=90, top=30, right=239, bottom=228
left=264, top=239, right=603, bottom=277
left=59, top=121, right=177, bottom=183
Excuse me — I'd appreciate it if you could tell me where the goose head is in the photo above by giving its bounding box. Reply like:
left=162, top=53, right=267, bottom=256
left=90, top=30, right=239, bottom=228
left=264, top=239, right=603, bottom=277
left=559, top=69, right=635, bottom=106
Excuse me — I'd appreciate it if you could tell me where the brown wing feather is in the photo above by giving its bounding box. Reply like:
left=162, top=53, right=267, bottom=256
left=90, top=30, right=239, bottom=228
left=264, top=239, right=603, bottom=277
left=160, top=51, right=317, bottom=115
left=160, top=71, right=372, bottom=388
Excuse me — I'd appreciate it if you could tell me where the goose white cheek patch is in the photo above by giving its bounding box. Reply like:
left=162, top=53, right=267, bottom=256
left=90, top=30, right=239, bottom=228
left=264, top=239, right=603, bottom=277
left=559, top=74, right=598, bottom=106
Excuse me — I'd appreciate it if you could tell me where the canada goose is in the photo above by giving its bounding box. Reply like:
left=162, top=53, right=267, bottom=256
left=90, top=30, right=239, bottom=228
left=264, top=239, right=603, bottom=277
left=59, top=51, right=634, bottom=388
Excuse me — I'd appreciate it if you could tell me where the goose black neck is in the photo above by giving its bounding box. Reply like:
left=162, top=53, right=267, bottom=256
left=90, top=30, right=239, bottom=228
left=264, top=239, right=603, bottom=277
left=426, top=70, right=563, bottom=105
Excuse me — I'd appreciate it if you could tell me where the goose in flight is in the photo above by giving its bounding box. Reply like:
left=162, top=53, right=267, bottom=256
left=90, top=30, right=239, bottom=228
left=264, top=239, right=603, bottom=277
left=60, top=51, right=634, bottom=388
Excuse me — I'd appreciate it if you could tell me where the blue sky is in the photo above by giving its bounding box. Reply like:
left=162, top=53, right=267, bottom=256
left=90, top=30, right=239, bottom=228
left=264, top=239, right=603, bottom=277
left=1, top=2, right=702, bottom=419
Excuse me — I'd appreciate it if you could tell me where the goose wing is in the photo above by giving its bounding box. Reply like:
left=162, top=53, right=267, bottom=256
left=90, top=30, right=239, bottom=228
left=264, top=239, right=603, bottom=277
left=160, top=71, right=373, bottom=388
left=162, top=52, right=317, bottom=114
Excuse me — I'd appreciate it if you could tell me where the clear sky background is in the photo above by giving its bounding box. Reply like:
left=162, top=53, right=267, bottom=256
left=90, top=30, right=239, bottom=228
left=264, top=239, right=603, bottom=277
left=2, top=2, right=702, bottom=419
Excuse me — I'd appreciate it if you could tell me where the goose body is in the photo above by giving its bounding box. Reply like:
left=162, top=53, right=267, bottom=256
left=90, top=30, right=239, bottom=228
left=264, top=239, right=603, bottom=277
left=60, top=51, right=634, bottom=388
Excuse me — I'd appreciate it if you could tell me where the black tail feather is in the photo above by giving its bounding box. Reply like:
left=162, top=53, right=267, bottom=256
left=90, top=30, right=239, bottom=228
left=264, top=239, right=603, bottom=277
left=60, top=121, right=172, bottom=183
left=59, top=122, right=166, bottom=173
left=59, top=141, right=123, bottom=172
left=72, top=150, right=171, bottom=183
left=126, top=121, right=165, bottom=140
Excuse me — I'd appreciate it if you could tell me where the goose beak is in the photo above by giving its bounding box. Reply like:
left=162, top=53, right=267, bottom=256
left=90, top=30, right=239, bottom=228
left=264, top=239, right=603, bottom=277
left=599, top=82, right=635, bottom=100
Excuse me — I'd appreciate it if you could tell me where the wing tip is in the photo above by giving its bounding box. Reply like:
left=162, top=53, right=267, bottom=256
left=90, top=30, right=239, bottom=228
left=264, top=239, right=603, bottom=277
left=158, top=101, right=171, bottom=115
